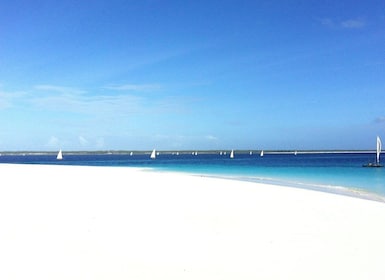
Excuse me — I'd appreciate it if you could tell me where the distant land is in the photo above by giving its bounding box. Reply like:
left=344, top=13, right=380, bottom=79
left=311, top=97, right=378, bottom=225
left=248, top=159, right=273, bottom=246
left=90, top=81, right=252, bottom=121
left=0, top=150, right=379, bottom=156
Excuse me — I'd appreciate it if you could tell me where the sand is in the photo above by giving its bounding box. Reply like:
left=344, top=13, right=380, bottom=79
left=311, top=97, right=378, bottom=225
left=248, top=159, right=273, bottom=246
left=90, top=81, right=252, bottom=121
left=1, top=163, right=385, bottom=279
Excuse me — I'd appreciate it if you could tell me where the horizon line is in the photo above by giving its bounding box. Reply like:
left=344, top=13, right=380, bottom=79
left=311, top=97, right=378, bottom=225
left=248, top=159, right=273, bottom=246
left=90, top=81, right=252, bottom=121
left=0, top=149, right=380, bottom=155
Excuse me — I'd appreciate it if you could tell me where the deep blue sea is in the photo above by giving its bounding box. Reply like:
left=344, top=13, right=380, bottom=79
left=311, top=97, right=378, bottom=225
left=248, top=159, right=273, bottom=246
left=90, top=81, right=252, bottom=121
left=1, top=151, right=384, bottom=200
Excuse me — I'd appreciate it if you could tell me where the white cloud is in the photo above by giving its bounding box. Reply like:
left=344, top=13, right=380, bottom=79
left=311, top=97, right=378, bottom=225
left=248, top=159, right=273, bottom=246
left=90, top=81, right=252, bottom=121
left=341, top=19, right=365, bottom=29
left=320, top=18, right=334, bottom=28
left=34, top=84, right=86, bottom=95
left=206, top=135, right=218, bottom=141
left=104, top=84, right=162, bottom=91
left=0, top=90, right=26, bottom=109
left=0, top=93, right=12, bottom=109
left=28, top=83, right=192, bottom=117
left=320, top=18, right=366, bottom=29
left=30, top=85, right=145, bottom=115
left=3, top=83, right=197, bottom=150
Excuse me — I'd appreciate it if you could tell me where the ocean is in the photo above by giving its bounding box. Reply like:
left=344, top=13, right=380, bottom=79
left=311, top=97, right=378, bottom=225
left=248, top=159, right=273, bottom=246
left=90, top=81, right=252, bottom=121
left=1, top=151, right=384, bottom=201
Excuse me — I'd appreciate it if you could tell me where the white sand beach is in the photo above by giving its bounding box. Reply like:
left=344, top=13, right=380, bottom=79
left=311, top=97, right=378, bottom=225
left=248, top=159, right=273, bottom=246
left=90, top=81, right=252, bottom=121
left=1, top=163, right=385, bottom=280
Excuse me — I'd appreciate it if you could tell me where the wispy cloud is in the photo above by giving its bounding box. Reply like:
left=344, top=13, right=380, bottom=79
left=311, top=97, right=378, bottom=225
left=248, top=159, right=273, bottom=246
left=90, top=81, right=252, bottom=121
left=341, top=19, right=366, bottom=29
left=104, top=84, right=162, bottom=91
left=30, top=84, right=144, bottom=115
left=78, top=136, right=89, bottom=146
left=374, top=116, right=385, bottom=123
left=320, top=18, right=366, bottom=29
left=27, top=83, right=196, bottom=118
left=0, top=92, right=14, bottom=109
left=206, top=135, right=218, bottom=141
left=320, top=18, right=334, bottom=28
left=4, top=83, right=195, bottom=119
left=45, top=135, right=105, bottom=150
left=34, top=84, right=86, bottom=95
left=0, top=89, right=26, bottom=109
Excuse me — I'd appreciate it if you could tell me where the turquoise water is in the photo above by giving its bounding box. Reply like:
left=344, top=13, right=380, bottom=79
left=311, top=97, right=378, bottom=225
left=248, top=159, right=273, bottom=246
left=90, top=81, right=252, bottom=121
left=1, top=152, right=384, bottom=200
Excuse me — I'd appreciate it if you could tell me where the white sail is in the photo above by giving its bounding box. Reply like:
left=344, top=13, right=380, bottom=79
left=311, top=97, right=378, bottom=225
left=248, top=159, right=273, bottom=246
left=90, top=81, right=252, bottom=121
left=377, top=136, right=382, bottom=164
left=56, top=149, right=63, bottom=160
left=260, top=150, right=264, bottom=157
left=150, top=149, right=156, bottom=159
left=230, top=149, right=234, bottom=159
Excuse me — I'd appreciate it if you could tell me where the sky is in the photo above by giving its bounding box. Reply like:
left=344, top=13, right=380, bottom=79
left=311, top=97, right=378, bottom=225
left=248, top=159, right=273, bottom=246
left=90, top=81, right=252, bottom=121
left=0, top=0, right=384, bottom=151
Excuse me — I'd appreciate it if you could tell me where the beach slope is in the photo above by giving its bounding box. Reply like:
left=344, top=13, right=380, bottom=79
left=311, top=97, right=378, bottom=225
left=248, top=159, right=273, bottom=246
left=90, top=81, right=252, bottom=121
left=1, top=164, right=385, bottom=279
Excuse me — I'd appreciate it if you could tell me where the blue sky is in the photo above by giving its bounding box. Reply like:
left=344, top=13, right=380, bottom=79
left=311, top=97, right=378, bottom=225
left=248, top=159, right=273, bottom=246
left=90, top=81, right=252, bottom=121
left=0, top=0, right=384, bottom=151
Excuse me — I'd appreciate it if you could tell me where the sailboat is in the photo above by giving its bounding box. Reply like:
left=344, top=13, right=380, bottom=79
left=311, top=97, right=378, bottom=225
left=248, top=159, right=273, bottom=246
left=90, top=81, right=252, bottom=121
left=150, top=149, right=156, bottom=159
left=363, top=136, right=383, bottom=167
left=260, top=150, right=264, bottom=157
left=56, top=149, right=63, bottom=160
left=230, top=149, right=234, bottom=159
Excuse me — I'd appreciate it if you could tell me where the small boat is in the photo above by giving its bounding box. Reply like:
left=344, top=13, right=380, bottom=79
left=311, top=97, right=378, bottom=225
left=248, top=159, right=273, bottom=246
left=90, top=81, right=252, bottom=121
left=56, top=149, right=63, bottom=160
left=230, top=150, right=234, bottom=159
left=260, top=150, right=264, bottom=157
left=150, top=149, right=156, bottom=159
left=363, top=136, right=383, bottom=167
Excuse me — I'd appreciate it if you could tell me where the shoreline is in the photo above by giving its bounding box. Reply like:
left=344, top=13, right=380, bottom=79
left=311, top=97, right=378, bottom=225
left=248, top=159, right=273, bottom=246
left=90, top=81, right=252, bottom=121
left=141, top=166, right=385, bottom=203
left=196, top=173, right=385, bottom=203
left=1, top=164, right=385, bottom=279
